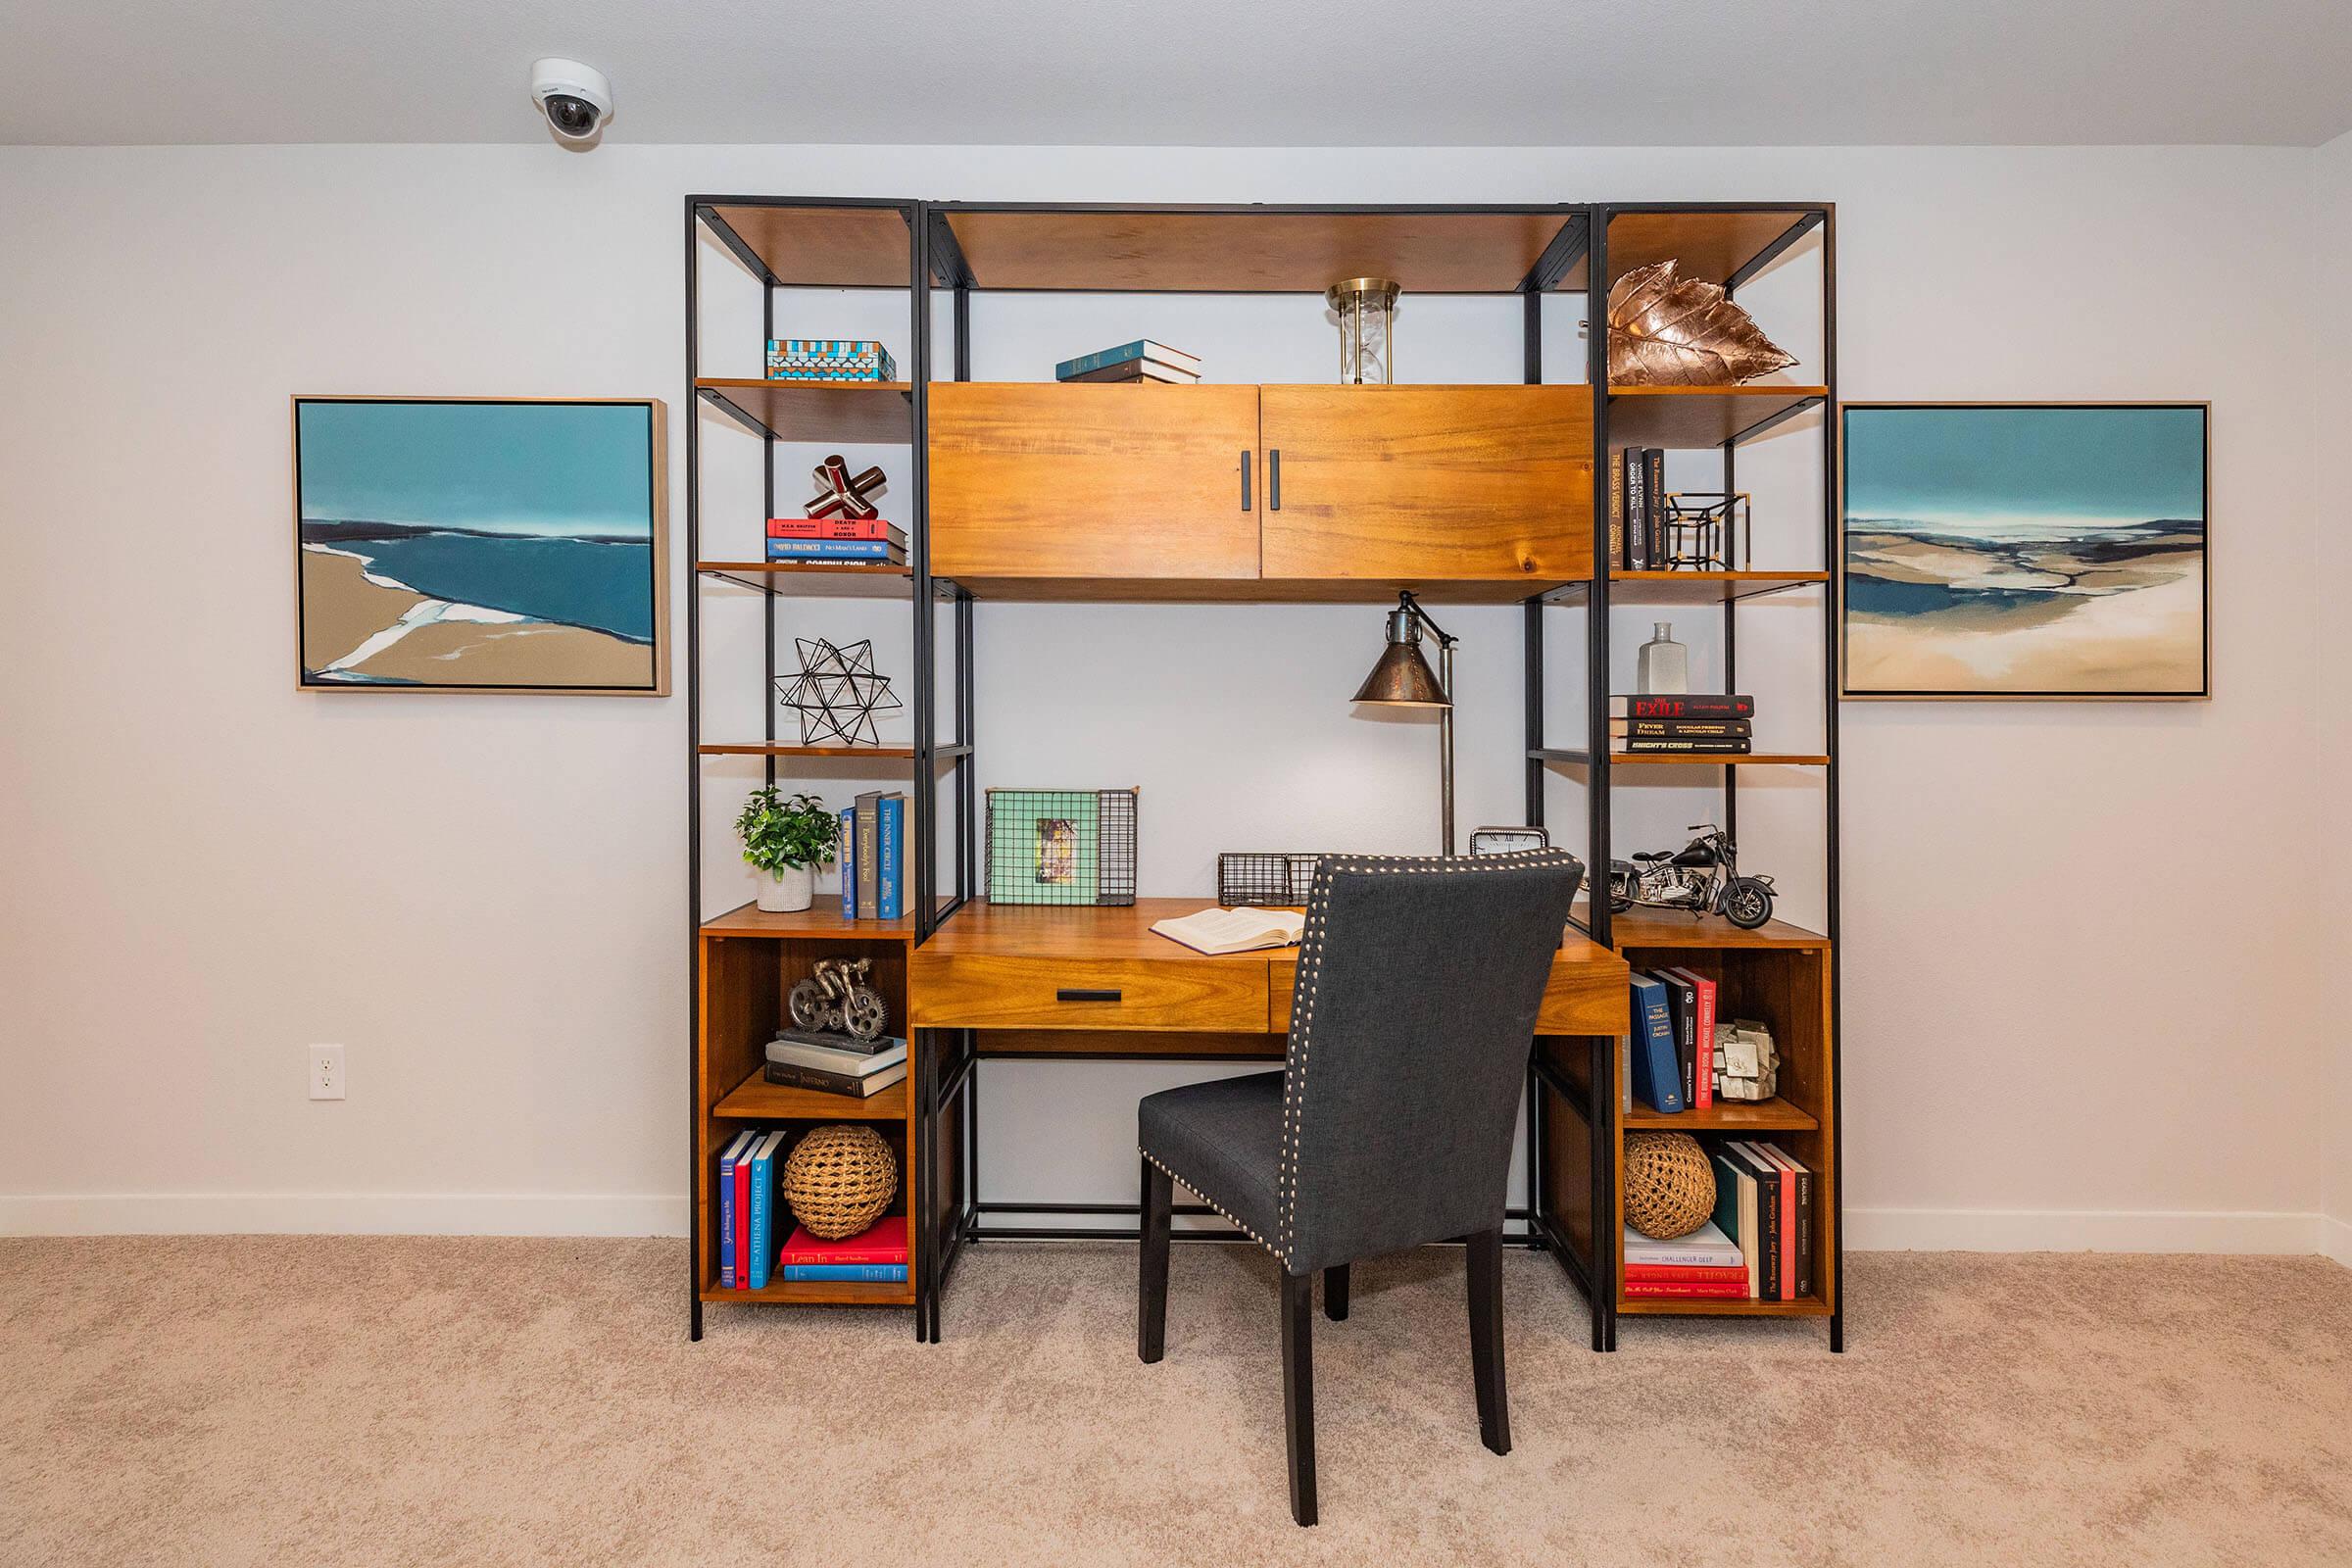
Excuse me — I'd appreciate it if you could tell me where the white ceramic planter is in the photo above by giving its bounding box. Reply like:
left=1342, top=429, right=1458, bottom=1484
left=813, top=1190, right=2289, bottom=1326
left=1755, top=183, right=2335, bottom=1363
left=756, top=862, right=815, bottom=912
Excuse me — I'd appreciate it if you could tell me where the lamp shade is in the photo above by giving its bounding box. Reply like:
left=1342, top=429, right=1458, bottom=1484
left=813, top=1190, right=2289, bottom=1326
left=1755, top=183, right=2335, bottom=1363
left=1352, top=608, right=1449, bottom=707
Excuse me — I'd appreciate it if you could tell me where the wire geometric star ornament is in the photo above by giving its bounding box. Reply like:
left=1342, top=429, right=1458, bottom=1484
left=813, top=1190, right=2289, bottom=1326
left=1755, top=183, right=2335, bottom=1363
left=773, top=638, right=903, bottom=747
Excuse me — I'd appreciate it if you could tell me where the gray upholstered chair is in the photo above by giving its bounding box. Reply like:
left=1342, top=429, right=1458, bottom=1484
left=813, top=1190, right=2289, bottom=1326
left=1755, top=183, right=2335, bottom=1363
left=1135, top=850, right=1584, bottom=1527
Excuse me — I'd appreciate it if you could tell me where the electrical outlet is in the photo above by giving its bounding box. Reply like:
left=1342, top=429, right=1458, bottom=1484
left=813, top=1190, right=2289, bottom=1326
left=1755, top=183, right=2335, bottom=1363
left=310, top=1044, right=345, bottom=1101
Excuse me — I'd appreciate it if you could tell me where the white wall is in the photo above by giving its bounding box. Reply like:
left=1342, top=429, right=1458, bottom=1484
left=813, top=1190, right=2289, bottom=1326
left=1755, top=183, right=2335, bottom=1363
left=0, top=141, right=2334, bottom=1252
left=2318, top=130, right=2352, bottom=1268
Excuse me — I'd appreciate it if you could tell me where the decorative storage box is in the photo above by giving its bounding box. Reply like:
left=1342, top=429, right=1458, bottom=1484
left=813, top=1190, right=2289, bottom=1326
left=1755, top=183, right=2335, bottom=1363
left=1217, top=853, right=1322, bottom=908
left=765, top=339, right=898, bottom=382
left=986, top=788, right=1138, bottom=906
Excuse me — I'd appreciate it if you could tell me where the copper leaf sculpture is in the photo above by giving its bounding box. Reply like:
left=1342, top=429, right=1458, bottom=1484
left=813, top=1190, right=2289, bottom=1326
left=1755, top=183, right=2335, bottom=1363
left=1607, top=261, right=1797, bottom=386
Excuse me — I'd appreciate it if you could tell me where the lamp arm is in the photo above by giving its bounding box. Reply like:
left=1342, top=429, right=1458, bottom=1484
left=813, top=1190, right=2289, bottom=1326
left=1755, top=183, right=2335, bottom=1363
left=1396, top=591, right=1457, bottom=649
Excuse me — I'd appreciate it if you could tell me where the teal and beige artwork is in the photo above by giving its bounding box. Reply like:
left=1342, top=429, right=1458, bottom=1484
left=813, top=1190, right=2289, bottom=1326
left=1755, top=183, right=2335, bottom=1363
left=1841, top=404, right=2207, bottom=698
left=295, top=399, right=663, bottom=692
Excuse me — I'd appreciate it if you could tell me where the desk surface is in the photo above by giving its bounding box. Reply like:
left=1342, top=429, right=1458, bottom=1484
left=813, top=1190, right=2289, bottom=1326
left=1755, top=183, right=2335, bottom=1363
left=911, top=899, right=1628, bottom=1039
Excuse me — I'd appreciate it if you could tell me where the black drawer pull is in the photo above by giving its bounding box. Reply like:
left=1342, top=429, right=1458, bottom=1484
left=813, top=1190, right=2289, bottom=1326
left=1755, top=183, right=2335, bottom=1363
left=1241, top=450, right=1251, bottom=512
left=1056, top=988, right=1123, bottom=1003
left=1268, top=448, right=1282, bottom=510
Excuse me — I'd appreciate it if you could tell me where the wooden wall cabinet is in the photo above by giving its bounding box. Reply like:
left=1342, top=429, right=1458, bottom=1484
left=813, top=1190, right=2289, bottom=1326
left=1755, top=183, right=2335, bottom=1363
left=1257, top=384, right=1592, bottom=581
left=927, top=382, right=1261, bottom=581
left=926, top=382, right=1593, bottom=590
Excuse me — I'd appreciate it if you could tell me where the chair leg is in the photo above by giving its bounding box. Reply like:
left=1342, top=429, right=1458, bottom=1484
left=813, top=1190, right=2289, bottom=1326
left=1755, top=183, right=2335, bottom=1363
left=1323, top=1263, right=1349, bottom=1322
left=1138, top=1157, right=1172, bottom=1363
left=1281, top=1269, right=1318, bottom=1526
left=1467, top=1226, right=1510, bottom=1455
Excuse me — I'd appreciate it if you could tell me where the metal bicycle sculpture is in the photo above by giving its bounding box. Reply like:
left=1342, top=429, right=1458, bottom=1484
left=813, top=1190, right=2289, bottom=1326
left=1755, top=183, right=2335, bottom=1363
left=788, top=956, right=890, bottom=1041
left=1607, top=822, right=1777, bottom=930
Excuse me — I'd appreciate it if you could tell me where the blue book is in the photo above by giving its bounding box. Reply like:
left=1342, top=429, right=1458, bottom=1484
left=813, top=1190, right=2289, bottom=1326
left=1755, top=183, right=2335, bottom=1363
left=716, top=1130, right=757, bottom=1288
left=783, top=1263, right=909, bottom=1283
left=839, top=805, right=858, bottom=918
left=764, top=538, right=902, bottom=561
left=1628, top=972, right=1685, bottom=1114
left=1053, top=339, right=1200, bottom=380
left=877, top=794, right=905, bottom=920
left=746, top=1128, right=786, bottom=1290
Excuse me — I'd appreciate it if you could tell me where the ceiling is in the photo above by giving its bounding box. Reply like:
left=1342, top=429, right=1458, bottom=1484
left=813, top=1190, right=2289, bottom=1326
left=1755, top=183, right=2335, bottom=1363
left=5, top=0, right=2350, bottom=149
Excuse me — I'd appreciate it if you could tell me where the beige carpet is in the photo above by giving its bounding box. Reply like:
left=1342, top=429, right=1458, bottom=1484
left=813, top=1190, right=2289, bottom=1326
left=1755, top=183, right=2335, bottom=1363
left=3, top=1239, right=2348, bottom=1566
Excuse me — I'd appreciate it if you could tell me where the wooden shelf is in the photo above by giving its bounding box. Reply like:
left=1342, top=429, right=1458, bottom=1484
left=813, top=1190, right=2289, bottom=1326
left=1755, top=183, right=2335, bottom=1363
left=1617, top=1294, right=1832, bottom=1317
left=701, top=1275, right=913, bottom=1306
left=700, top=901, right=922, bottom=940
left=1622, top=1097, right=1817, bottom=1132
left=1607, top=569, right=1829, bottom=604
left=953, top=575, right=1580, bottom=606
left=698, top=743, right=916, bottom=759
left=940, top=207, right=1587, bottom=294
left=695, top=379, right=913, bottom=444
left=1606, top=384, right=1827, bottom=449
left=1612, top=752, right=1830, bottom=766
left=1577, top=903, right=1829, bottom=951
left=697, top=562, right=915, bottom=597
left=714, top=1065, right=908, bottom=1122
left=1604, top=209, right=1826, bottom=290
left=700, top=202, right=913, bottom=289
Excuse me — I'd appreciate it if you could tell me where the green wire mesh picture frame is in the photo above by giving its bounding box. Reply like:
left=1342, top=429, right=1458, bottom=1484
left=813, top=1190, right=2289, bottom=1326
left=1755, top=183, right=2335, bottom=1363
left=985, top=788, right=1139, bottom=906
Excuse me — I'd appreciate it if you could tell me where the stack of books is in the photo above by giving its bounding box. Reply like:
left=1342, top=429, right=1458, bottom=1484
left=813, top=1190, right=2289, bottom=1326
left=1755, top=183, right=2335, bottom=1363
left=1054, top=338, right=1201, bottom=384
left=1612, top=446, right=1673, bottom=568
left=763, top=1029, right=908, bottom=1098
left=839, top=790, right=907, bottom=919
left=1622, top=1220, right=1747, bottom=1299
left=717, top=1127, right=789, bottom=1290
left=765, top=515, right=906, bottom=565
left=778, top=1214, right=909, bottom=1283
left=765, top=338, right=897, bottom=382
left=1628, top=967, right=1720, bottom=1114
left=1708, top=1141, right=1815, bottom=1301
left=1610, top=693, right=1754, bottom=756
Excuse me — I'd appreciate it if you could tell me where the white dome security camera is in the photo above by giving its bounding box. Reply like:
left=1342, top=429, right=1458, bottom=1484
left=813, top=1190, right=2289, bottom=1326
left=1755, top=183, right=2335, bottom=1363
left=531, top=58, right=612, bottom=144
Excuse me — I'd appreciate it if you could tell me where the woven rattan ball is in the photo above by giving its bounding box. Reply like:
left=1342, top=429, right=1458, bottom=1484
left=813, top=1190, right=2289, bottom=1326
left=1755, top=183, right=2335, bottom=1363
left=1624, top=1131, right=1717, bottom=1240
left=781, top=1123, right=899, bottom=1240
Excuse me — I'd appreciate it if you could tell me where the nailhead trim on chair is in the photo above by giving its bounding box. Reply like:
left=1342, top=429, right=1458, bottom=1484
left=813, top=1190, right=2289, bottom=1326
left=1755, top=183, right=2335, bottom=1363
left=1137, top=1147, right=1278, bottom=1256
left=1271, top=849, right=1582, bottom=1274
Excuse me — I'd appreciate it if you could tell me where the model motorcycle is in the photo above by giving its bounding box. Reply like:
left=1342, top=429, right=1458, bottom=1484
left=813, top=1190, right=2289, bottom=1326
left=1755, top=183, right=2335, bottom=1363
left=1607, top=823, right=1776, bottom=930
left=788, top=956, right=890, bottom=1041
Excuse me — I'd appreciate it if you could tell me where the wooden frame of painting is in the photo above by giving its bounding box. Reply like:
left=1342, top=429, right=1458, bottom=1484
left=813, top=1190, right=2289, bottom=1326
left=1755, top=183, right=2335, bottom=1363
left=1838, top=401, right=2209, bottom=702
left=292, top=396, right=668, bottom=695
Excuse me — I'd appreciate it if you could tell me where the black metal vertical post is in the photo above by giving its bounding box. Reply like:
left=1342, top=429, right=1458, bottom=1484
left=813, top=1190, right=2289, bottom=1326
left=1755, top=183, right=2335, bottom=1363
left=1821, top=212, right=1844, bottom=1354
left=683, top=200, right=706, bottom=1345
left=1721, top=435, right=1738, bottom=844
left=760, top=287, right=777, bottom=786
left=908, top=206, right=935, bottom=941
left=1585, top=209, right=1616, bottom=1353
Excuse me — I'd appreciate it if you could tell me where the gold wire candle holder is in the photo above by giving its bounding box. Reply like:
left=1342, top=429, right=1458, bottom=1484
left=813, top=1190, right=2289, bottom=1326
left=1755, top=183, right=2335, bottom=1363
left=1326, top=276, right=1399, bottom=384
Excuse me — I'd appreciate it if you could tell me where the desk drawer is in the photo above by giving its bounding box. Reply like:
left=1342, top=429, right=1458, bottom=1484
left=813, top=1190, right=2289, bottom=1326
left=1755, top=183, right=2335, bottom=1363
left=911, top=956, right=1269, bottom=1031
left=1268, top=956, right=1628, bottom=1036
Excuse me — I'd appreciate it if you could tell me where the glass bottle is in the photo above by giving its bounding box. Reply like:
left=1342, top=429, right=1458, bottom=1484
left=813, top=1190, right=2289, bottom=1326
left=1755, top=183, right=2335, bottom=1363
left=1637, top=622, right=1688, bottom=695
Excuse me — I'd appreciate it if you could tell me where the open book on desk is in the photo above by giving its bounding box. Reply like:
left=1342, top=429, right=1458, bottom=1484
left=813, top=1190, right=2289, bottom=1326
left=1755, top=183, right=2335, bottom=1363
left=1149, top=906, right=1306, bottom=956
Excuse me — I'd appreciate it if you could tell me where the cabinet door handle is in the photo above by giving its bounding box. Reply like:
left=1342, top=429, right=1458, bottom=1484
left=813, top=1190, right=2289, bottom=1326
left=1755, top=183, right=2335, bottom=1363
left=1241, top=450, right=1251, bottom=512
left=1056, top=988, right=1123, bottom=1003
left=1268, top=448, right=1282, bottom=511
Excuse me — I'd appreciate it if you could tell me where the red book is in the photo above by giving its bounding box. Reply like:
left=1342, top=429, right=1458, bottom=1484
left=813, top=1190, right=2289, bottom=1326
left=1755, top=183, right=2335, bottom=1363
left=1612, top=694, right=1754, bottom=719
left=1622, top=1263, right=1749, bottom=1284
left=778, top=1215, right=908, bottom=1267
left=1689, top=970, right=1716, bottom=1108
left=733, top=1155, right=752, bottom=1292
left=767, top=516, right=906, bottom=543
left=1623, top=1279, right=1750, bottom=1298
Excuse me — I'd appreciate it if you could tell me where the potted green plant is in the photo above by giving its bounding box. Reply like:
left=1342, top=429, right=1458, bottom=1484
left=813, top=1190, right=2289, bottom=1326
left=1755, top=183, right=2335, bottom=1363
left=736, top=787, right=838, bottom=913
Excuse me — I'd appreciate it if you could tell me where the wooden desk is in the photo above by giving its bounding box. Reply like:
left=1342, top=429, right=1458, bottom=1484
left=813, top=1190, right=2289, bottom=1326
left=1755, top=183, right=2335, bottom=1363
left=905, top=899, right=1629, bottom=1339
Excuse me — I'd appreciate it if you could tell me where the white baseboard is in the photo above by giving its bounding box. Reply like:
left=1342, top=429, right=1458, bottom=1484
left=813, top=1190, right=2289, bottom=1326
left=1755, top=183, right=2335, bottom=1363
left=1847, top=1206, right=2330, bottom=1255
left=2325, top=1215, right=2352, bottom=1268
left=0, top=1193, right=689, bottom=1238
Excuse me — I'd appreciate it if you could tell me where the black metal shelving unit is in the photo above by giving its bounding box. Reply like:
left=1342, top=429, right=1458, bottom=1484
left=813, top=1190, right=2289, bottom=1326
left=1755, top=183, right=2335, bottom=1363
left=1521, top=203, right=1841, bottom=1352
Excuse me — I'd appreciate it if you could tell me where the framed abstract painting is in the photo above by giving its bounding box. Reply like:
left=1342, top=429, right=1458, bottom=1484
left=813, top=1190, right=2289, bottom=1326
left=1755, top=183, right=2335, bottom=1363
left=1839, top=403, right=2208, bottom=700
left=293, top=397, right=667, bottom=694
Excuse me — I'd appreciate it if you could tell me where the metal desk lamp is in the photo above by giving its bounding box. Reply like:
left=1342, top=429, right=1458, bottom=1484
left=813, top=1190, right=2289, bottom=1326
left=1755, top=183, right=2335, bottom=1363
left=1351, top=590, right=1457, bottom=855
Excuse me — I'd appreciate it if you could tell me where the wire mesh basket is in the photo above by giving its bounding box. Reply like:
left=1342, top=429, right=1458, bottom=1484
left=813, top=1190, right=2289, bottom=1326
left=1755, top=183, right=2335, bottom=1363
left=1216, top=853, right=1324, bottom=907
left=985, top=788, right=1138, bottom=906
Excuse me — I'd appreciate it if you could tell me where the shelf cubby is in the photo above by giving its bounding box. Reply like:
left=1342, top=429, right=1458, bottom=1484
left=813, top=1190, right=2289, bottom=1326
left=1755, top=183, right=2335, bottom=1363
left=1604, top=384, right=1829, bottom=449
left=694, top=378, right=914, bottom=444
